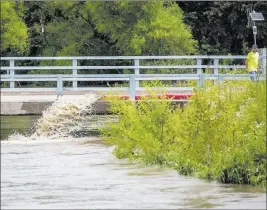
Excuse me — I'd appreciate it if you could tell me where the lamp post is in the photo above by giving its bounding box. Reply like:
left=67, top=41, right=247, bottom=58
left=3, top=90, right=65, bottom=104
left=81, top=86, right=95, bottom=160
left=249, top=11, right=264, bottom=45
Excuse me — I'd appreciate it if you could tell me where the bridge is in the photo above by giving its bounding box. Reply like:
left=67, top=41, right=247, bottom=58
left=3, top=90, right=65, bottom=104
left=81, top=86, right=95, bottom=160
left=1, top=52, right=266, bottom=115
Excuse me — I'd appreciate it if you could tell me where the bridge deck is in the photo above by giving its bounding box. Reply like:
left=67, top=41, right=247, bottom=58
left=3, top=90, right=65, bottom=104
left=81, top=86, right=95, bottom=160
left=1, top=89, right=192, bottom=96
left=1, top=90, right=191, bottom=115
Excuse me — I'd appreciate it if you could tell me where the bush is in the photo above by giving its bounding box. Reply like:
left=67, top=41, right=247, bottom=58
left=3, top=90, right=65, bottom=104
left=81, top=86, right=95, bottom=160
left=100, top=81, right=266, bottom=186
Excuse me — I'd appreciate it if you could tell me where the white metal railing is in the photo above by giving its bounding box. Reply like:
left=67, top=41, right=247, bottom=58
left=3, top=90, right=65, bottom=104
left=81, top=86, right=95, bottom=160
left=1, top=55, right=266, bottom=100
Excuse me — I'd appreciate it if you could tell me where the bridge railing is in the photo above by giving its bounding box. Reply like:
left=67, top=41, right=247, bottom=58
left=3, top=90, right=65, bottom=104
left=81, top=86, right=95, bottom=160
left=1, top=55, right=266, bottom=100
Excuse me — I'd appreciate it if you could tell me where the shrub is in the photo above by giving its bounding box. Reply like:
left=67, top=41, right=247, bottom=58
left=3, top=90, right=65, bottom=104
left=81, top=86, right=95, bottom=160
left=100, top=80, right=266, bottom=186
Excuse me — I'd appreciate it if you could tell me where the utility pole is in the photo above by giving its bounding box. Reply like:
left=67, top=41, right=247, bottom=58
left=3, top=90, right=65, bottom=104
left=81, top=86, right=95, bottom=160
left=249, top=10, right=264, bottom=46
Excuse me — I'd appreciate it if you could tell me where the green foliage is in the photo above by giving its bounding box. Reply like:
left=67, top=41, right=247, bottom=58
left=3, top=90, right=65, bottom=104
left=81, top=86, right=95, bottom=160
left=23, top=1, right=118, bottom=58
left=178, top=2, right=267, bottom=55
left=174, top=81, right=266, bottom=186
left=101, top=81, right=266, bottom=186
left=0, top=1, right=28, bottom=56
left=1, top=1, right=266, bottom=57
left=87, top=0, right=196, bottom=55
left=101, top=81, right=172, bottom=162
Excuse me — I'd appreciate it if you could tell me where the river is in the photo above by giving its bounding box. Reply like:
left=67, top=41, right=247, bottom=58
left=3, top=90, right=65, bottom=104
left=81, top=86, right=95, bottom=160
left=1, top=115, right=266, bottom=209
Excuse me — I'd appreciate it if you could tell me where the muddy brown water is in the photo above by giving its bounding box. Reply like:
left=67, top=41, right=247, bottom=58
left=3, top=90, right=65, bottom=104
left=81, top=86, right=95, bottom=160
left=1, top=116, right=266, bottom=209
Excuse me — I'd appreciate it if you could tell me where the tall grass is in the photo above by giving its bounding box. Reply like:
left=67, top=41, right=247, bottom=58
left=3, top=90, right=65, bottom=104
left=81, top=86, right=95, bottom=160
left=100, top=81, right=266, bottom=186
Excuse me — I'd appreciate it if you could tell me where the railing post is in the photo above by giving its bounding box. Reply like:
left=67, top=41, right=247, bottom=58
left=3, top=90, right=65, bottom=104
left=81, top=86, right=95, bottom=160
left=129, top=74, right=136, bottom=101
left=213, top=58, right=219, bottom=75
left=57, top=74, right=63, bottom=98
left=213, top=58, right=219, bottom=84
left=72, top=59, right=77, bottom=88
left=197, top=58, right=202, bottom=87
left=10, top=59, right=15, bottom=88
left=218, top=75, right=224, bottom=83
left=134, top=59, right=139, bottom=88
left=199, top=74, right=205, bottom=87
left=260, top=48, right=266, bottom=75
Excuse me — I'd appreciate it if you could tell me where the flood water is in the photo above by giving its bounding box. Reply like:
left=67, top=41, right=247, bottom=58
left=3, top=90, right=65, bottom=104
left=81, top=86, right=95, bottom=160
left=1, top=115, right=40, bottom=140
left=1, top=116, right=266, bottom=209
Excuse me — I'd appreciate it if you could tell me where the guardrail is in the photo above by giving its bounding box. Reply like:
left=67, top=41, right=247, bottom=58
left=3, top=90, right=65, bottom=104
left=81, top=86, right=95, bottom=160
left=1, top=55, right=266, bottom=100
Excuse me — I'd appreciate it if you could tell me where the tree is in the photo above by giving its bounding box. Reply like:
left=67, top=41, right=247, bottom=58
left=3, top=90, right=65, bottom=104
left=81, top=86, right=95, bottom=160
left=23, top=1, right=119, bottom=58
left=178, top=1, right=267, bottom=55
left=0, top=1, right=28, bottom=56
left=86, top=1, right=196, bottom=55
left=23, top=1, right=196, bottom=57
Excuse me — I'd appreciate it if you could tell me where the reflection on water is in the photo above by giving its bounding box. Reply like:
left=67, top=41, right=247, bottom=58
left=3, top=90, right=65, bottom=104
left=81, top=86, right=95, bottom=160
left=1, top=139, right=266, bottom=209
left=1, top=115, right=40, bottom=140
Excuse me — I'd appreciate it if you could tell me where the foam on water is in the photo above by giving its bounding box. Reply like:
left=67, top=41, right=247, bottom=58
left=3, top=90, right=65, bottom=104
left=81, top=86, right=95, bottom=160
left=4, top=94, right=99, bottom=142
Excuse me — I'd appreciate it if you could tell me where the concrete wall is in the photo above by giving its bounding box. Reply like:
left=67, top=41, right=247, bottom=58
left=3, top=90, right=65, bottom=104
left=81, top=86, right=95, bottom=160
left=1, top=101, right=52, bottom=115
left=0, top=101, right=111, bottom=115
left=1, top=100, right=187, bottom=116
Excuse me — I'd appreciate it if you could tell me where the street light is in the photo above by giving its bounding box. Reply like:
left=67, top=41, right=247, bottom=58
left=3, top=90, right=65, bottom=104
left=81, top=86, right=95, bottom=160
left=249, top=11, right=264, bottom=45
